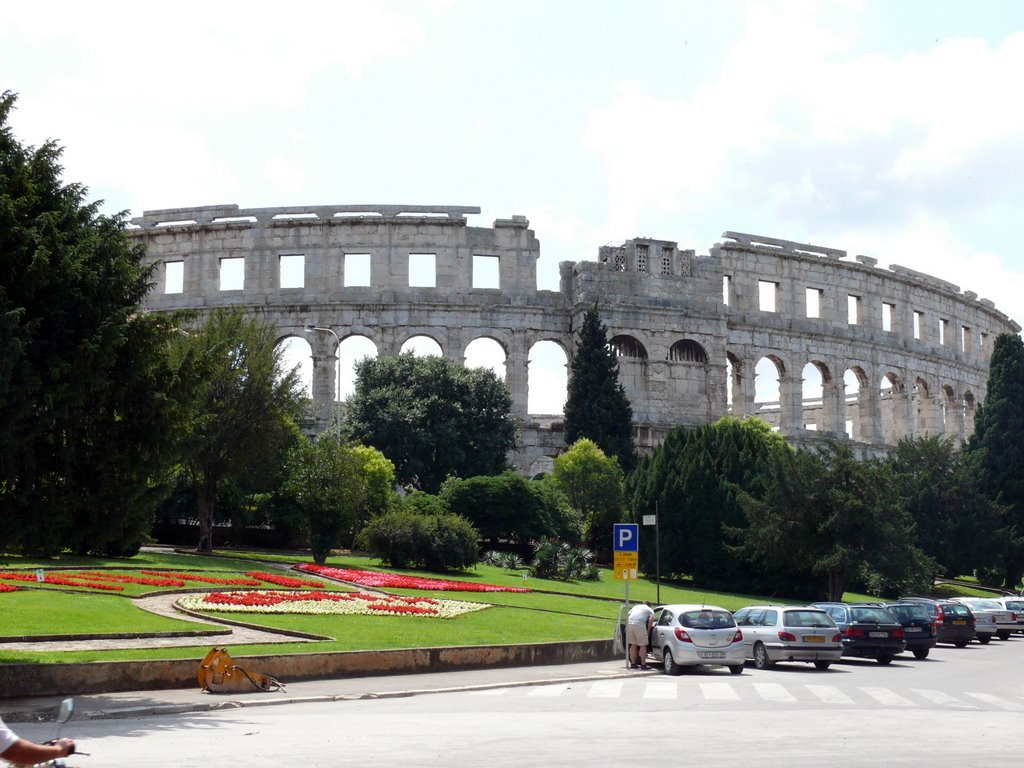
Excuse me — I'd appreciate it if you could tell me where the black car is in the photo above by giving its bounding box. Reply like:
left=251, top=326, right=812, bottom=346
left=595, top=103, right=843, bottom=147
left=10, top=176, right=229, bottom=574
left=900, top=597, right=976, bottom=647
left=810, top=602, right=906, bottom=664
left=881, top=602, right=938, bottom=659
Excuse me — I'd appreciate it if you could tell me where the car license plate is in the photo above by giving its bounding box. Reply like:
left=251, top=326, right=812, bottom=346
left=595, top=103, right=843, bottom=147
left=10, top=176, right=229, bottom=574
left=804, top=635, right=825, bottom=643
left=697, top=651, right=725, bottom=659
left=904, top=627, right=922, bottom=632
left=869, top=631, right=888, bottom=638
left=953, top=620, right=967, bottom=625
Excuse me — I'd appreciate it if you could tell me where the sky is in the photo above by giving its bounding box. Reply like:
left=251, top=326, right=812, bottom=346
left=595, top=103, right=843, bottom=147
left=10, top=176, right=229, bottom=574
left=4, top=0, right=1024, bottom=410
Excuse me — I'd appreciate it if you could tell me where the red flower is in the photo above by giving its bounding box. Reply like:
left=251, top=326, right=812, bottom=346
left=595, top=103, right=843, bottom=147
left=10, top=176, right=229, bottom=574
left=295, top=563, right=531, bottom=593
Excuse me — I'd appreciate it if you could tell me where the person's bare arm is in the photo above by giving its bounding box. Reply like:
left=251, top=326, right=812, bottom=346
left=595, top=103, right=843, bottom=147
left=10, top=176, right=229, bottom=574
left=2, top=736, right=75, bottom=764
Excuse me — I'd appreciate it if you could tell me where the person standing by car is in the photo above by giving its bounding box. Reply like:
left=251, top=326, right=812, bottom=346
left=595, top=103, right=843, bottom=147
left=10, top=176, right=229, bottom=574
left=627, top=601, right=655, bottom=670
left=0, top=715, right=75, bottom=765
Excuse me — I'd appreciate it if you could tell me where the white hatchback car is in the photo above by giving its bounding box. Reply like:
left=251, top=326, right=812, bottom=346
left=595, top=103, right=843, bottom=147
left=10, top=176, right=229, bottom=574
left=649, top=604, right=746, bottom=675
left=732, top=605, right=843, bottom=670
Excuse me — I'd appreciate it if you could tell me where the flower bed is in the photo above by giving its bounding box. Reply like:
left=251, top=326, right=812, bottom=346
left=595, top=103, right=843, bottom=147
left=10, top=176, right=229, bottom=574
left=245, top=571, right=325, bottom=588
left=0, top=584, right=18, bottom=593
left=0, top=571, right=125, bottom=591
left=296, top=563, right=532, bottom=593
left=176, top=590, right=489, bottom=618
left=141, top=570, right=263, bottom=586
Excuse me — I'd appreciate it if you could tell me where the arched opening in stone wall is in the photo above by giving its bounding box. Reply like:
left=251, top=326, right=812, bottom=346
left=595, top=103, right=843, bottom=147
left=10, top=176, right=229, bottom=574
left=879, top=371, right=905, bottom=443
left=844, top=367, right=867, bottom=440
left=963, top=391, right=977, bottom=439
left=800, top=361, right=827, bottom=432
left=277, top=336, right=314, bottom=398
left=609, top=334, right=648, bottom=396
left=668, top=339, right=709, bottom=403
left=339, top=335, right=378, bottom=401
left=755, top=356, right=784, bottom=430
left=401, top=335, right=443, bottom=357
left=528, top=340, right=568, bottom=416
left=465, top=337, right=507, bottom=380
left=941, top=384, right=958, bottom=439
left=913, top=377, right=935, bottom=437
left=725, top=351, right=743, bottom=415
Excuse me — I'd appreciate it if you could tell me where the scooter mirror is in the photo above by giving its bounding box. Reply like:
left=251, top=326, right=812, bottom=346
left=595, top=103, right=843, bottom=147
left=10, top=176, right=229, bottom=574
left=56, top=698, right=74, bottom=724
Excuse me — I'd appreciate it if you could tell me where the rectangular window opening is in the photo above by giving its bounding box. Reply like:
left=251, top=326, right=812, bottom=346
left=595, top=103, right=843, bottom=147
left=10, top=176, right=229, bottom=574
left=882, top=302, right=894, bottom=332
left=758, top=280, right=778, bottom=312
left=472, top=254, right=500, bottom=289
left=165, top=261, right=184, bottom=294
left=939, top=318, right=949, bottom=346
left=279, top=254, right=304, bottom=289
left=848, top=295, right=860, bottom=325
left=962, top=326, right=971, bottom=354
left=913, top=310, right=922, bottom=340
left=344, top=253, right=371, bottom=287
left=219, top=256, right=245, bottom=291
left=409, top=253, right=436, bottom=287
left=805, top=287, right=822, bottom=319
left=722, top=275, right=732, bottom=306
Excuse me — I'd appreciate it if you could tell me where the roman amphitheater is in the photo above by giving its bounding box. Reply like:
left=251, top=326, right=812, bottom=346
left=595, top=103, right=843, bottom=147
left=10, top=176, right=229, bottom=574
left=131, top=204, right=1020, bottom=475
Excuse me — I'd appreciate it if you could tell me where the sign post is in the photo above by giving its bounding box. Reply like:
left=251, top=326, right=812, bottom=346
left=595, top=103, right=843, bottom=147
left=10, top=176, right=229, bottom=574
left=613, top=523, right=639, bottom=668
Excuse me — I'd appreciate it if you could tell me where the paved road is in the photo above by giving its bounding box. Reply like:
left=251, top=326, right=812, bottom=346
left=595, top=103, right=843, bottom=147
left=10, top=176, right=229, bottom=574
left=11, top=637, right=1024, bottom=767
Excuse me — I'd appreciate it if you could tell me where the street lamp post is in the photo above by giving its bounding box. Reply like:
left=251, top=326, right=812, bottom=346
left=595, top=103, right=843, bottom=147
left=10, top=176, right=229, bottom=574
left=304, top=324, right=342, bottom=416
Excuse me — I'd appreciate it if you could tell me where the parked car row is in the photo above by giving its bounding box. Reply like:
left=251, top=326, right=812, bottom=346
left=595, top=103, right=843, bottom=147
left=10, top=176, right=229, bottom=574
left=643, top=596, right=1022, bottom=675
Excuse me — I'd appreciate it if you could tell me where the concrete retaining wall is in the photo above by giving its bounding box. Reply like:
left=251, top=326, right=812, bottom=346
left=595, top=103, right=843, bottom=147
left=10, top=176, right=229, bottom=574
left=0, top=639, right=615, bottom=697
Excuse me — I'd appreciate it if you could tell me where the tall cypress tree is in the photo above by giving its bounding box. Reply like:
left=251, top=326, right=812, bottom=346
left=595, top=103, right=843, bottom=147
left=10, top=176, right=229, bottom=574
left=967, top=332, right=1024, bottom=588
left=564, top=305, right=636, bottom=471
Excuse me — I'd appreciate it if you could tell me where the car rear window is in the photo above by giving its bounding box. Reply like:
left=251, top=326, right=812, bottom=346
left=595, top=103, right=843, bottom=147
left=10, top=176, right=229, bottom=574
left=942, top=604, right=971, bottom=618
left=783, top=610, right=835, bottom=628
left=1004, top=601, right=1024, bottom=611
left=850, top=606, right=896, bottom=623
left=680, top=610, right=735, bottom=629
left=887, top=604, right=930, bottom=622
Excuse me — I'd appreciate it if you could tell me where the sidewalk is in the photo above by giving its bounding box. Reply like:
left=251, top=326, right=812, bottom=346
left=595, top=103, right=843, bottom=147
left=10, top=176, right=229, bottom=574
left=0, top=658, right=652, bottom=724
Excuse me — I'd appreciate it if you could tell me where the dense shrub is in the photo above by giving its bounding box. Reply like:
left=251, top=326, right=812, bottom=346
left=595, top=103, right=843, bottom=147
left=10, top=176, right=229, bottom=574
left=531, top=537, right=600, bottom=581
left=356, top=508, right=480, bottom=571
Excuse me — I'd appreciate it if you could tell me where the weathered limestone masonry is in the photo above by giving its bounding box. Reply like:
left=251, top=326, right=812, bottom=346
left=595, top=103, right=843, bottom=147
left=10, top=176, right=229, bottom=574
left=130, top=204, right=1020, bottom=473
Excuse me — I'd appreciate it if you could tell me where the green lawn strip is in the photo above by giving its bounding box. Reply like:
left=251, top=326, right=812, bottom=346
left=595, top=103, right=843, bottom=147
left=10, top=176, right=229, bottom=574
left=0, top=591, right=220, bottom=637
left=0, top=551, right=253, bottom=570
left=0, top=607, right=609, bottom=664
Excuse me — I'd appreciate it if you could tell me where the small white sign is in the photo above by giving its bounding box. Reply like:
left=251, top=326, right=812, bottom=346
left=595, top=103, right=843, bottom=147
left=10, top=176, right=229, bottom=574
left=642, top=515, right=656, bottom=526
left=35, top=569, right=45, bottom=582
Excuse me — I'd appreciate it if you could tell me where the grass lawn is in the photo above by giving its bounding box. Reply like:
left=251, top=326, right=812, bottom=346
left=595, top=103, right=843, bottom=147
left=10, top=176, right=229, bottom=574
left=0, top=547, right=1000, bottom=666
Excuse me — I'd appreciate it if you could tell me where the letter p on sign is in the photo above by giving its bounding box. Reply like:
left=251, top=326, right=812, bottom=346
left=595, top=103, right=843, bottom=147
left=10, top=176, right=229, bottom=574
left=613, top=523, right=639, bottom=553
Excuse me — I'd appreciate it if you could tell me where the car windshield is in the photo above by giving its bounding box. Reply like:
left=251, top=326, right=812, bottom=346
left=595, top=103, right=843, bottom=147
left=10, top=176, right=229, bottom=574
left=850, top=606, right=895, bottom=623
left=783, top=610, right=835, bottom=628
left=680, top=610, right=735, bottom=629
left=886, top=604, right=930, bottom=622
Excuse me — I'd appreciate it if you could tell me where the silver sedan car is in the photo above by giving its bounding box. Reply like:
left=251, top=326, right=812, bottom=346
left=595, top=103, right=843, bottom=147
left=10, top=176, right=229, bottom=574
left=732, top=605, right=843, bottom=670
left=649, top=604, right=746, bottom=675
left=949, top=597, right=1017, bottom=640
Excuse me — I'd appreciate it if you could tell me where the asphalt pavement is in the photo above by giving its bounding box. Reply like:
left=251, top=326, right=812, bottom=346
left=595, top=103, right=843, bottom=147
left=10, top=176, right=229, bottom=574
left=0, top=659, right=653, bottom=724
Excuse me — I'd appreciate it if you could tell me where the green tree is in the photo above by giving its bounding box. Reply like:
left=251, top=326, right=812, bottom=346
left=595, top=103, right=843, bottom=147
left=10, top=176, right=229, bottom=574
left=550, top=439, right=624, bottom=555
left=967, top=332, right=1024, bottom=588
left=0, top=90, right=183, bottom=555
left=172, top=309, right=306, bottom=552
left=886, top=435, right=1006, bottom=579
left=283, top=435, right=396, bottom=563
left=344, top=353, right=518, bottom=493
left=440, top=471, right=575, bottom=549
left=563, top=305, right=636, bottom=471
left=626, top=417, right=788, bottom=592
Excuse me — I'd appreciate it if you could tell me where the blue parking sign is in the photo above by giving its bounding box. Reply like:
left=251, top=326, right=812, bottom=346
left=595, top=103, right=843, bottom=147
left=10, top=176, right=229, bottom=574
left=613, top=523, right=639, bottom=552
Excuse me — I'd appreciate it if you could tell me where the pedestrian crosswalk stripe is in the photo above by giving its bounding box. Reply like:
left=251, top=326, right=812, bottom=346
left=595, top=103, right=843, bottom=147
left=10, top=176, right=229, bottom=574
left=753, top=682, right=796, bottom=703
left=587, top=681, right=624, bottom=698
left=700, top=682, right=740, bottom=701
left=469, top=687, right=509, bottom=696
left=528, top=684, right=570, bottom=697
left=643, top=682, right=678, bottom=700
left=964, top=692, right=1024, bottom=711
left=805, top=684, right=854, bottom=704
left=912, top=689, right=978, bottom=708
left=859, top=687, right=916, bottom=707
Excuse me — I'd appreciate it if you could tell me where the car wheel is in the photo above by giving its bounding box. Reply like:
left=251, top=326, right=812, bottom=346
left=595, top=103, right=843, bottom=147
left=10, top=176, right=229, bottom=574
left=978, top=634, right=992, bottom=645
left=663, top=648, right=681, bottom=676
left=876, top=655, right=894, bottom=665
left=813, top=661, right=831, bottom=670
left=752, top=642, right=773, bottom=670
left=997, top=630, right=1011, bottom=640
left=728, top=664, right=744, bottom=675
left=913, top=649, right=929, bottom=659
left=954, top=640, right=969, bottom=648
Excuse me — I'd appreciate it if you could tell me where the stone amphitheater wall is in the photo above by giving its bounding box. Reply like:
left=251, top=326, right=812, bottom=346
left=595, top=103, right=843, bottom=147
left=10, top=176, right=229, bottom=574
left=130, top=204, right=1020, bottom=474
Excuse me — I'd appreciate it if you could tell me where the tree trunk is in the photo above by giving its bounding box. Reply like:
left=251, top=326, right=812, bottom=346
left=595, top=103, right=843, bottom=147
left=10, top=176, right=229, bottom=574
left=827, top=569, right=845, bottom=602
left=196, top=475, right=217, bottom=553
